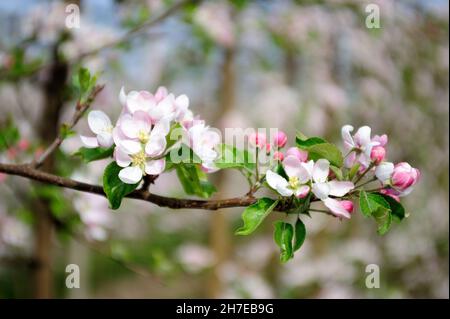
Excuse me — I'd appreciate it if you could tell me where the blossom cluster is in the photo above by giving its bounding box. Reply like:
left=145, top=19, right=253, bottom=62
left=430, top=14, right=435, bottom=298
left=80, top=87, right=220, bottom=184
left=263, top=125, right=420, bottom=219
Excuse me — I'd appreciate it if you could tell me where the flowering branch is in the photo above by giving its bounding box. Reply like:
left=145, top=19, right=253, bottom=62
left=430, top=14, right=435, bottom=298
left=0, top=82, right=421, bottom=264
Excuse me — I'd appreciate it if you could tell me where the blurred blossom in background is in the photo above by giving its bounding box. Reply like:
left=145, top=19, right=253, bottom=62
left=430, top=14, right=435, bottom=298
left=0, top=0, right=448, bottom=298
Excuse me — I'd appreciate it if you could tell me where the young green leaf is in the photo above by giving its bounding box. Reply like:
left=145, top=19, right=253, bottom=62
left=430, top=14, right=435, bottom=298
left=306, top=143, right=344, bottom=167
left=380, top=194, right=405, bottom=222
left=0, top=116, right=20, bottom=151
left=359, top=190, right=391, bottom=217
left=296, top=132, right=327, bottom=148
left=373, top=207, right=393, bottom=235
left=103, top=162, right=139, bottom=209
left=293, top=218, right=306, bottom=252
left=235, top=198, right=278, bottom=235
left=274, top=221, right=294, bottom=263
left=295, top=132, right=343, bottom=167
left=175, top=163, right=216, bottom=198
left=75, top=146, right=114, bottom=163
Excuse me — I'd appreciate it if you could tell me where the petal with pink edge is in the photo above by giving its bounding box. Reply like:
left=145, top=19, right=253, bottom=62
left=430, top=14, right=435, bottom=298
left=328, top=181, right=354, bottom=197
left=323, top=198, right=351, bottom=219
left=144, top=159, right=166, bottom=175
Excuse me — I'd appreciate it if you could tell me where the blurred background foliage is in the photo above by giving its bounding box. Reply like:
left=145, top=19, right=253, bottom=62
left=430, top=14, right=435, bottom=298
left=0, top=0, right=448, bottom=298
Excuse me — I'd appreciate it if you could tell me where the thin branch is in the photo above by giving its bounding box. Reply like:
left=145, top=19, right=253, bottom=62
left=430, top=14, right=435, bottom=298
left=32, top=84, right=105, bottom=168
left=0, top=162, right=258, bottom=211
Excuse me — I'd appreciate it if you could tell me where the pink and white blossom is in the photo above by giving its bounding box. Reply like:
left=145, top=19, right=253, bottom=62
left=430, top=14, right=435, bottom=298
left=266, top=155, right=311, bottom=198
left=341, top=125, right=379, bottom=168
left=308, top=159, right=355, bottom=219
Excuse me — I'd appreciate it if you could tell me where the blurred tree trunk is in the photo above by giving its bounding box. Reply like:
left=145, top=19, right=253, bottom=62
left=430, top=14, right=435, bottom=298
left=207, top=47, right=235, bottom=298
left=33, top=47, right=68, bottom=298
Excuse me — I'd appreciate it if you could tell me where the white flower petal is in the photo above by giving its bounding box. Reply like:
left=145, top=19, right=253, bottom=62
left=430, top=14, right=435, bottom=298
left=151, top=117, right=171, bottom=138
left=175, top=94, right=189, bottom=110
left=312, top=182, right=330, bottom=200
left=97, top=133, right=113, bottom=148
left=341, top=125, right=355, bottom=149
left=354, top=126, right=371, bottom=147
left=328, top=181, right=354, bottom=197
left=323, top=198, right=351, bottom=219
left=266, top=170, right=293, bottom=197
left=375, top=162, right=394, bottom=184
left=120, top=114, right=139, bottom=139
left=144, top=159, right=165, bottom=175
left=119, top=140, right=142, bottom=155
left=118, top=166, right=142, bottom=184
left=80, top=135, right=99, bottom=148
left=114, top=147, right=131, bottom=167
left=88, top=111, right=111, bottom=135
left=312, top=159, right=329, bottom=183
left=145, top=136, right=167, bottom=157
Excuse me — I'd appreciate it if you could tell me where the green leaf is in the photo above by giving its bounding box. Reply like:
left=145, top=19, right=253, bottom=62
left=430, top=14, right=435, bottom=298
left=380, top=194, right=405, bottom=222
left=306, top=143, right=344, bottom=167
left=74, top=146, right=114, bottom=162
left=359, top=190, right=391, bottom=217
left=215, top=144, right=255, bottom=171
left=348, top=163, right=361, bottom=180
left=373, top=207, right=393, bottom=235
left=295, top=132, right=343, bottom=167
left=175, top=163, right=216, bottom=198
left=359, top=191, right=393, bottom=235
left=78, top=67, right=91, bottom=92
left=235, top=198, right=278, bottom=235
left=296, top=132, right=327, bottom=148
left=274, top=221, right=294, bottom=263
left=293, top=218, right=306, bottom=252
left=166, top=144, right=201, bottom=166
left=103, top=162, right=139, bottom=209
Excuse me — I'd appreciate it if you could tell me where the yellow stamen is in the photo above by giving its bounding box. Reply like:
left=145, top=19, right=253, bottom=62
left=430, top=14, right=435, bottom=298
left=288, top=176, right=299, bottom=190
left=131, top=150, right=146, bottom=171
left=138, top=130, right=149, bottom=144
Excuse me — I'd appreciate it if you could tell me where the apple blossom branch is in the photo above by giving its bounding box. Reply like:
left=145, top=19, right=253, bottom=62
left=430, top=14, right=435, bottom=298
left=0, top=162, right=327, bottom=213
left=32, top=84, right=105, bottom=168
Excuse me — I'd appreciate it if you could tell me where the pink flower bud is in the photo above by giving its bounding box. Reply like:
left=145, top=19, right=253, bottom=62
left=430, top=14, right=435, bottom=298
left=391, top=162, right=420, bottom=191
left=370, top=145, right=386, bottom=164
left=265, top=143, right=271, bottom=154
left=248, top=133, right=266, bottom=149
left=380, top=188, right=401, bottom=202
left=273, top=151, right=284, bottom=161
left=340, top=200, right=354, bottom=213
left=273, top=131, right=287, bottom=148
left=285, top=147, right=308, bottom=162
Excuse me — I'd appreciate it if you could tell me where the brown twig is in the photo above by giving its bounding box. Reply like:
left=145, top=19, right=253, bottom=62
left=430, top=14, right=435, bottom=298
left=32, top=84, right=105, bottom=168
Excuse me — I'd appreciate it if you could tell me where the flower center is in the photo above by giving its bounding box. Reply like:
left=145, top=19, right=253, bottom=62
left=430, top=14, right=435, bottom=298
left=288, top=176, right=299, bottom=190
left=138, top=130, right=149, bottom=144
left=131, top=150, right=146, bottom=170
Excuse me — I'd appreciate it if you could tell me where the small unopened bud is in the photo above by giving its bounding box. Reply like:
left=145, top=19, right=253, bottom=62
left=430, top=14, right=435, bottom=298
left=273, top=131, right=287, bottom=148
left=340, top=200, right=354, bottom=213
left=371, top=146, right=386, bottom=164
left=273, top=151, right=284, bottom=161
